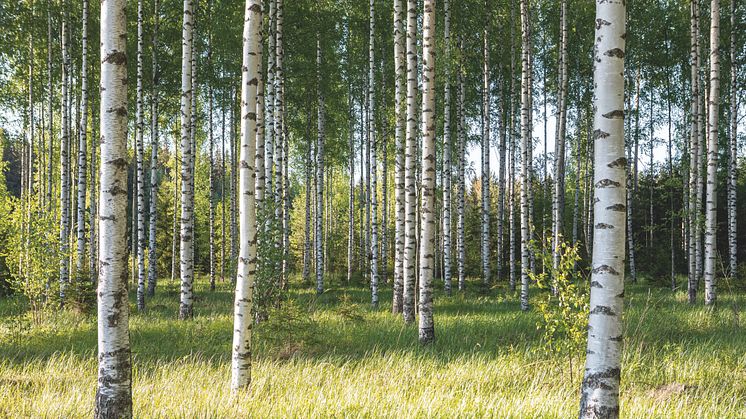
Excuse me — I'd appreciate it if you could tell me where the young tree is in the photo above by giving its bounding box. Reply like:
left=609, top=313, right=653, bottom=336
left=418, top=0, right=436, bottom=344
left=704, top=0, right=720, bottom=306
left=578, top=0, right=627, bottom=415
left=457, top=40, right=466, bottom=292
left=231, top=0, right=261, bottom=391
left=552, top=0, right=568, bottom=273
left=179, top=0, right=195, bottom=320
left=59, top=1, right=71, bottom=307
left=95, top=0, right=132, bottom=415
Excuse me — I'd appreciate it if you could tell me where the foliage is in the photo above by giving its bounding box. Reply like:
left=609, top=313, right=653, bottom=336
left=529, top=236, right=588, bottom=381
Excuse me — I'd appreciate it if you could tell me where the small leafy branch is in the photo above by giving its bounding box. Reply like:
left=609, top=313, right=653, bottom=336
left=529, top=236, right=589, bottom=383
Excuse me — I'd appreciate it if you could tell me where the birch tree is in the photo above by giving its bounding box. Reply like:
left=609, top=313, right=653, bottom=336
left=579, top=0, right=626, bottom=415
left=687, top=0, right=699, bottom=300
left=392, top=0, right=405, bottom=312
left=147, top=0, right=160, bottom=297
left=369, top=0, right=379, bottom=308
left=481, top=6, right=491, bottom=286
left=95, top=0, right=132, bottom=414
left=135, top=0, right=146, bottom=311
left=231, top=0, right=261, bottom=391
left=59, top=3, right=71, bottom=306
left=418, top=0, right=436, bottom=344
left=457, top=41, right=466, bottom=292
left=727, top=0, right=737, bottom=278
left=704, top=0, right=720, bottom=306
left=442, top=0, right=452, bottom=295
left=75, top=0, right=89, bottom=280
left=179, top=0, right=195, bottom=320
left=553, top=0, right=568, bottom=273
left=402, top=0, right=418, bottom=324
left=315, top=35, right=325, bottom=296
left=519, top=0, right=530, bottom=311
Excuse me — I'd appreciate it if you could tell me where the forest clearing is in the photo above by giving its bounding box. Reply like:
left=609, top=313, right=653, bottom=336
left=0, top=0, right=744, bottom=417
left=2, top=278, right=745, bottom=417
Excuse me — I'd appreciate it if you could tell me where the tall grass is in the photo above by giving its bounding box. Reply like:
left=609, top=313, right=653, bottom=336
left=1, top=275, right=744, bottom=417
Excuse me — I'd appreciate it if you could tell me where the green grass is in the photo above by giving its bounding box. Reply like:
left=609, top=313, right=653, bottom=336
left=1, top=275, right=745, bottom=417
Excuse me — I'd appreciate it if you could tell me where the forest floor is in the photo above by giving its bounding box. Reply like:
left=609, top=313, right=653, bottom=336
left=0, top=275, right=745, bottom=417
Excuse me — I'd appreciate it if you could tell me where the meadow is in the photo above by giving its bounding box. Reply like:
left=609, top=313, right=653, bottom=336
left=1, top=276, right=745, bottom=418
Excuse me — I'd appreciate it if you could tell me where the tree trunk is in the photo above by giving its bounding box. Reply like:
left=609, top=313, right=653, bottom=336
left=209, top=79, right=216, bottom=292
left=392, top=0, right=405, bottom=312
left=727, top=0, right=737, bottom=278
left=265, top=0, right=276, bottom=224
left=578, top=0, right=626, bottom=415
left=481, top=4, right=491, bottom=287
left=519, top=0, right=530, bottom=311
left=315, top=36, right=325, bottom=295
left=231, top=0, right=261, bottom=391
left=136, top=0, right=146, bottom=311
left=457, top=42, right=466, bottom=292
left=552, top=0, right=568, bottom=273
left=441, top=0, right=452, bottom=296
left=46, top=0, right=53, bottom=209
left=704, top=0, right=720, bottom=306
left=275, top=0, right=287, bottom=291
left=95, top=0, right=132, bottom=414
left=348, top=91, right=355, bottom=285
left=402, top=0, right=418, bottom=324
left=90, top=98, right=98, bottom=284
left=76, top=0, right=90, bottom=281
left=59, top=5, right=71, bottom=306
left=147, top=0, right=160, bottom=297
left=179, top=0, right=195, bottom=320
left=369, top=0, right=379, bottom=308
left=419, top=0, right=436, bottom=344
left=304, top=133, right=313, bottom=283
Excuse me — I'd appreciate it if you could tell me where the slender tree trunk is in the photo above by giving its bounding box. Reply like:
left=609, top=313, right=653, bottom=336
left=90, top=99, right=98, bottom=284
left=519, top=0, right=531, bottom=311
left=402, top=0, right=418, bottom=324
left=304, top=134, right=313, bottom=283
left=704, top=0, right=720, bottom=306
left=457, top=44, right=466, bottom=292
left=147, top=0, right=160, bottom=297
left=369, top=0, right=379, bottom=308
left=392, top=0, right=405, bottom=312
left=136, top=0, right=146, bottom=311
left=178, top=0, right=195, bottom=320
left=315, top=36, right=325, bottom=295
left=46, top=0, right=53, bottom=210
left=481, top=4, right=491, bottom=286
left=59, top=3, right=71, bottom=306
left=265, top=0, right=275, bottom=228
left=209, top=79, right=216, bottom=292
left=348, top=93, right=355, bottom=284
left=441, top=0, right=452, bottom=295
left=552, top=0, right=568, bottom=273
left=222, top=100, right=227, bottom=283
left=171, top=142, right=179, bottom=284
left=95, top=0, right=132, bottom=414
left=231, top=0, right=261, bottom=391
left=578, top=0, right=626, bottom=415
left=727, top=0, right=737, bottom=278
left=497, top=84, right=506, bottom=283
left=275, top=0, right=287, bottom=291
left=509, top=0, right=517, bottom=292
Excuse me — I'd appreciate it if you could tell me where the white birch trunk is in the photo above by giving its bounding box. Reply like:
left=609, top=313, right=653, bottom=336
left=579, top=0, right=626, bottom=415
left=147, top=0, right=160, bottom=297
left=442, top=0, right=452, bottom=295
left=704, top=0, right=720, bottom=306
left=369, top=0, right=379, bottom=308
left=179, top=0, right=195, bottom=320
left=392, top=0, right=405, bottom=312
left=59, top=10, right=71, bottom=306
left=418, top=0, right=436, bottom=344
left=519, top=0, right=530, bottom=311
left=457, top=40, right=466, bottom=292
left=95, top=0, right=132, bottom=414
left=552, top=0, right=568, bottom=273
left=315, top=36, right=325, bottom=295
left=481, top=5, right=491, bottom=286
left=75, top=0, right=89, bottom=279
left=136, top=0, right=146, bottom=311
left=727, top=0, right=737, bottom=278
left=402, top=0, right=418, bottom=324
left=231, top=0, right=261, bottom=391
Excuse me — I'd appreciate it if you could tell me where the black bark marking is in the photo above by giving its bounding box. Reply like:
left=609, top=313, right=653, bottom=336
left=595, top=223, right=614, bottom=229
left=590, top=305, right=616, bottom=315
left=593, top=265, right=620, bottom=275
left=103, top=51, right=127, bottom=65
left=590, top=281, right=603, bottom=288
left=593, top=129, right=610, bottom=139
left=596, top=179, right=621, bottom=188
left=595, top=18, right=611, bottom=29
left=607, top=157, right=627, bottom=168
left=606, top=203, right=626, bottom=212
left=602, top=109, right=625, bottom=119
left=604, top=48, right=625, bottom=58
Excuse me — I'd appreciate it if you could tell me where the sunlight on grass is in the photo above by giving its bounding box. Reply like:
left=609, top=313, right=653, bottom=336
left=1, top=276, right=744, bottom=417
